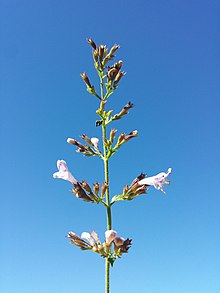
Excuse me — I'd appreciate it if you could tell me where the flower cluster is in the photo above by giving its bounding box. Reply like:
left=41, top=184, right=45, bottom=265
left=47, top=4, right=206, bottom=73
left=67, top=136, right=100, bottom=157
left=52, top=39, right=173, bottom=279
left=112, top=168, right=172, bottom=203
left=67, top=229, right=132, bottom=265
left=53, top=160, right=107, bottom=203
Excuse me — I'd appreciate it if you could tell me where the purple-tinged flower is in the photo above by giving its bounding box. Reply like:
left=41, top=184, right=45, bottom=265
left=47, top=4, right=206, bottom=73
left=53, top=160, right=77, bottom=184
left=105, top=230, right=117, bottom=245
left=114, top=237, right=125, bottom=247
left=113, top=237, right=132, bottom=255
left=138, top=168, right=172, bottom=193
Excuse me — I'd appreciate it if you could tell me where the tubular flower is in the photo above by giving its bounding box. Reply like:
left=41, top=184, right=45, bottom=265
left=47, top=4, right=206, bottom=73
left=53, top=160, right=77, bottom=184
left=138, top=168, right=172, bottom=193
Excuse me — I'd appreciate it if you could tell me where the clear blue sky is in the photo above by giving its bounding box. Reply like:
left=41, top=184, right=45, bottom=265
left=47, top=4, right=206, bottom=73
left=1, top=0, right=220, bottom=292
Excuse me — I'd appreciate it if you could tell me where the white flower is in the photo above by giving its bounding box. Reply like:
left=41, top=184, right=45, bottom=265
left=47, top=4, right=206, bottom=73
left=53, top=160, right=77, bottom=184
left=105, top=230, right=117, bottom=245
left=138, top=167, right=172, bottom=193
left=91, top=137, right=99, bottom=149
left=81, top=232, right=95, bottom=246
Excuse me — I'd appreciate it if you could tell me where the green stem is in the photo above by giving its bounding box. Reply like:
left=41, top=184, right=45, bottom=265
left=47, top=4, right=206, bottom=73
left=105, top=259, right=110, bottom=293
left=102, top=126, right=112, bottom=230
left=102, top=123, right=112, bottom=293
left=100, top=71, right=112, bottom=293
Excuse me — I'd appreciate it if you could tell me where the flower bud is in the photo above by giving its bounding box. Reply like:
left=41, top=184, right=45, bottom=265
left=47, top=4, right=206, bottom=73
left=114, top=71, right=125, bottom=86
left=93, top=49, right=99, bottom=62
left=81, top=180, right=92, bottom=193
left=67, top=232, right=92, bottom=249
left=72, top=182, right=93, bottom=202
left=117, top=133, right=126, bottom=144
left=124, top=130, right=138, bottom=141
left=101, top=181, right=108, bottom=197
left=67, top=138, right=87, bottom=154
left=98, top=45, right=106, bottom=61
left=93, top=182, right=100, bottom=195
left=114, top=60, right=123, bottom=70
left=109, top=128, right=117, bottom=143
left=87, top=38, right=96, bottom=50
left=113, top=102, right=133, bottom=119
left=67, top=231, right=76, bottom=238
left=80, top=72, right=92, bottom=88
left=103, top=44, right=120, bottom=65
left=109, top=44, right=120, bottom=55
left=81, top=134, right=92, bottom=145
left=107, top=67, right=118, bottom=81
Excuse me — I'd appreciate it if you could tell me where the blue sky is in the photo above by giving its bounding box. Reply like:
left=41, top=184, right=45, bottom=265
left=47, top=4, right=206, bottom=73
left=1, top=0, right=219, bottom=292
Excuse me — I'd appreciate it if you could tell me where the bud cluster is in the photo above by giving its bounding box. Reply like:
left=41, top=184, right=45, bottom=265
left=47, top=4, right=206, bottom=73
left=111, top=173, right=148, bottom=203
left=101, top=129, right=138, bottom=159
left=106, top=60, right=125, bottom=91
left=87, top=38, right=120, bottom=69
left=86, top=38, right=125, bottom=102
left=114, top=130, right=138, bottom=149
left=71, top=180, right=108, bottom=203
left=67, top=136, right=101, bottom=157
left=67, top=229, right=132, bottom=266
left=110, top=102, right=134, bottom=121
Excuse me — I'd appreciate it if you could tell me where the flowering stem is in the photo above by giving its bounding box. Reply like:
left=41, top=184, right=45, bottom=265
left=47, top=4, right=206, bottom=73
left=102, top=123, right=112, bottom=293
left=99, top=70, right=112, bottom=293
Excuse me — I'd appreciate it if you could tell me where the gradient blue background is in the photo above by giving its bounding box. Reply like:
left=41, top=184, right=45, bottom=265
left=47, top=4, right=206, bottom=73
left=1, top=0, right=219, bottom=292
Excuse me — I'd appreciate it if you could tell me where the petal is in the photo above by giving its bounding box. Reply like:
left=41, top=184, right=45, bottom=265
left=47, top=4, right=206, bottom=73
left=57, top=160, right=68, bottom=172
left=91, top=137, right=99, bottom=148
left=114, top=237, right=125, bottom=247
left=105, top=230, right=117, bottom=245
left=138, top=176, right=156, bottom=186
left=81, top=232, right=95, bottom=246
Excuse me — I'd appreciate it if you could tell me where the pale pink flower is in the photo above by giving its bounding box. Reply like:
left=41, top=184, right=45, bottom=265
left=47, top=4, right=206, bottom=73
left=81, top=231, right=101, bottom=247
left=114, top=237, right=125, bottom=247
left=138, top=168, right=172, bottom=193
left=53, top=160, right=77, bottom=184
left=91, top=137, right=99, bottom=149
left=105, top=230, right=117, bottom=245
